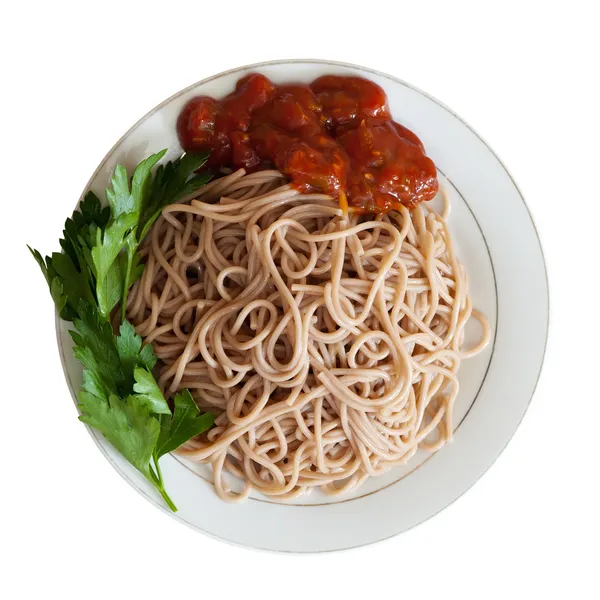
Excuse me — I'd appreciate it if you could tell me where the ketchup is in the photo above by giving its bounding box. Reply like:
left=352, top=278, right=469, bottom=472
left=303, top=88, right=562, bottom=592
left=177, top=74, right=438, bottom=213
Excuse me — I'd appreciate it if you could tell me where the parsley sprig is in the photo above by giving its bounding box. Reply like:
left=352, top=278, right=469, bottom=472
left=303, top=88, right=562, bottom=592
left=29, top=150, right=213, bottom=511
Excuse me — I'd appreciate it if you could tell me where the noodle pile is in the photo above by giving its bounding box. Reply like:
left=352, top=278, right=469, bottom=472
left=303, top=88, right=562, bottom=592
left=126, top=169, right=490, bottom=502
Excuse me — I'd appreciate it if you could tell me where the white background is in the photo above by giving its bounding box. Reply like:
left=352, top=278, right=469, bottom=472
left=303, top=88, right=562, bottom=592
left=2, top=1, right=599, bottom=598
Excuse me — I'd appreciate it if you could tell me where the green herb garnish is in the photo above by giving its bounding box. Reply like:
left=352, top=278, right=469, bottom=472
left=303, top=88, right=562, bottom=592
left=29, top=149, right=213, bottom=511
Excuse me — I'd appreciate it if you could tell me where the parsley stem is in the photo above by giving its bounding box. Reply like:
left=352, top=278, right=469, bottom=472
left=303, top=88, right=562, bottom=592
left=120, top=247, right=135, bottom=324
left=150, top=455, right=178, bottom=512
left=156, top=483, right=178, bottom=513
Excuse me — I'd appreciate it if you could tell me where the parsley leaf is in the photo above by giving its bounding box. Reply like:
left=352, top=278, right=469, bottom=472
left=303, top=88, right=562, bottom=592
left=91, top=212, right=138, bottom=320
left=75, top=310, right=180, bottom=509
left=74, top=313, right=158, bottom=398
left=28, top=191, right=109, bottom=321
left=116, top=320, right=156, bottom=381
left=70, top=301, right=124, bottom=396
left=77, top=190, right=112, bottom=229
left=92, top=213, right=138, bottom=280
left=118, top=150, right=212, bottom=322
left=61, top=191, right=110, bottom=271
left=115, top=150, right=168, bottom=321
left=27, top=245, right=49, bottom=284
left=138, top=152, right=210, bottom=242
left=79, top=391, right=160, bottom=480
left=131, top=151, right=168, bottom=213
left=132, top=367, right=171, bottom=415
left=155, top=389, right=214, bottom=459
left=106, top=165, right=134, bottom=218
left=82, top=369, right=112, bottom=403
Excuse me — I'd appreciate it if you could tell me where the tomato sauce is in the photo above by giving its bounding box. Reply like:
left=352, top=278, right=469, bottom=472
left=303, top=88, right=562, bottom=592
left=177, top=74, right=438, bottom=213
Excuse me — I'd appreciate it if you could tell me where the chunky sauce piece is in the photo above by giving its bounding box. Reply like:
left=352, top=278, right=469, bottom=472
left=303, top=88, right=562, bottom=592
left=177, top=74, right=438, bottom=213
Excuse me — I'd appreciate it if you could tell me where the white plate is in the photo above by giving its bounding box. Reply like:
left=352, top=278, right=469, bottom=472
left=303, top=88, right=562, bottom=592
left=57, top=59, right=548, bottom=552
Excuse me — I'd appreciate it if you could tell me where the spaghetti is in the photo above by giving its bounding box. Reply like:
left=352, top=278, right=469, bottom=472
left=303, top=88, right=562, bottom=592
left=126, top=169, right=490, bottom=502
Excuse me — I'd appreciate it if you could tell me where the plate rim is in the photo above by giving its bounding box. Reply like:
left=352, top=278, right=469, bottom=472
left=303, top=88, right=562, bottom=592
left=56, top=58, right=549, bottom=553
